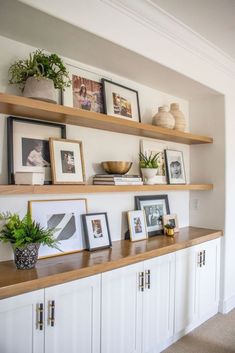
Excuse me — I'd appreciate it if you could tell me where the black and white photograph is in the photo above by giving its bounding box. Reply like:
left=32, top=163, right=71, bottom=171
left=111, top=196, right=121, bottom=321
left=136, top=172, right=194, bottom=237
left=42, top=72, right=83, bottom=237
left=61, top=150, right=75, bottom=174
left=165, top=149, right=186, bottom=184
left=82, top=213, right=112, bottom=251
left=7, top=116, right=66, bottom=184
left=163, top=214, right=179, bottom=233
left=127, top=210, right=148, bottom=241
left=29, top=199, right=87, bottom=258
left=135, top=195, right=170, bottom=236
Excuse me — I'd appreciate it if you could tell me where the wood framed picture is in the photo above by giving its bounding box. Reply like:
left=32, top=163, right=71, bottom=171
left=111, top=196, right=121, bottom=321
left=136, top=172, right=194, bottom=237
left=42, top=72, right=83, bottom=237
left=135, top=194, right=170, bottom=236
left=62, top=65, right=104, bottom=113
left=82, top=213, right=112, bottom=251
left=127, top=210, right=148, bottom=242
left=7, top=116, right=66, bottom=184
left=49, top=138, right=86, bottom=184
left=102, top=78, right=141, bottom=122
left=163, top=214, right=179, bottom=233
left=164, top=149, right=186, bottom=184
left=29, top=198, right=87, bottom=258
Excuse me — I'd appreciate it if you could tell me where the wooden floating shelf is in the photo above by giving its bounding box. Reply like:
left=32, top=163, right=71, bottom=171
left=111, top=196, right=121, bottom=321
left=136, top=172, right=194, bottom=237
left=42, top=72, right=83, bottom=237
left=0, top=184, right=213, bottom=195
left=0, top=93, right=213, bottom=145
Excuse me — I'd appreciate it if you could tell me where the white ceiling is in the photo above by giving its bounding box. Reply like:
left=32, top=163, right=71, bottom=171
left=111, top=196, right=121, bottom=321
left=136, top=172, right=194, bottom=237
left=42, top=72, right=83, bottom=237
left=152, top=0, right=235, bottom=60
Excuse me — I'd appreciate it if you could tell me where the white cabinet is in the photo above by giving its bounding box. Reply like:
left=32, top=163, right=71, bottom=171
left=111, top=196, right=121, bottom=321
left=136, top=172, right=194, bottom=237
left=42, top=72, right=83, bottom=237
left=101, top=254, right=175, bottom=353
left=0, top=289, right=44, bottom=353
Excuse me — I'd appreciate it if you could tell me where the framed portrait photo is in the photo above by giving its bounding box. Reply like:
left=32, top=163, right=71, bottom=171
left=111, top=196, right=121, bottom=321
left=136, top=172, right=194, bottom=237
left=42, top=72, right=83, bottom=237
left=62, top=66, right=104, bottom=113
left=163, top=214, right=179, bottom=233
left=7, top=116, right=66, bottom=184
left=49, top=138, right=86, bottom=184
left=135, top=195, right=170, bottom=236
left=29, top=198, right=88, bottom=258
left=127, top=210, right=148, bottom=242
left=165, top=149, right=186, bottom=184
left=102, top=79, right=141, bottom=122
left=82, top=213, right=112, bottom=251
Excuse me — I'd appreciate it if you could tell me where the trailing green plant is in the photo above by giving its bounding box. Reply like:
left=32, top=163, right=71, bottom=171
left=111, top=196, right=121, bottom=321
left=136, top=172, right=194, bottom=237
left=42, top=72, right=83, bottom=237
left=139, top=151, right=160, bottom=168
left=9, top=49, right=71, bottom=91
left=0, top=212, right=60, bottom=250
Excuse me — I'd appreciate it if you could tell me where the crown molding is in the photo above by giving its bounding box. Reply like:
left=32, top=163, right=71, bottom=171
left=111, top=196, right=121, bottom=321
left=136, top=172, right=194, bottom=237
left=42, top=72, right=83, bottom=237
left=101, top=0, right=235, bottom=78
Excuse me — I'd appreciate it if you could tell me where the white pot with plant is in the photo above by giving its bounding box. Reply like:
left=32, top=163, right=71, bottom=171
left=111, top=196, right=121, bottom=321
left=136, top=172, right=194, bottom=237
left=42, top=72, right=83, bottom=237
left=139, top=152, right=160, bottom=185
left=8, top=49, right=71, bottom=103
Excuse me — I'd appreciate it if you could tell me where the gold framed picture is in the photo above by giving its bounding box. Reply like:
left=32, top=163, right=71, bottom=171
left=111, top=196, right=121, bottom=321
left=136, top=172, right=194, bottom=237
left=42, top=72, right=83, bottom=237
left=163, top=214, right=179, bottom=233
left=127, top=210, right=148, bottom=242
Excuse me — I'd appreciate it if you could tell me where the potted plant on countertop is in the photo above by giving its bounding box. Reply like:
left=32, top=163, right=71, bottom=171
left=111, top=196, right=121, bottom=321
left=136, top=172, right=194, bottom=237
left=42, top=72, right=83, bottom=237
left=0, top=212, right=60, bottom=269
left=139, top=151, right=160, bottom=185
left=164, top=224, right=175, bottom=237
left=8, top=49, right=71, bottom=103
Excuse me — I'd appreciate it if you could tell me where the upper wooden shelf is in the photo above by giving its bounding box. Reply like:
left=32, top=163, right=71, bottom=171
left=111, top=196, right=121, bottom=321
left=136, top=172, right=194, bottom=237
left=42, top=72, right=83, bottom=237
left=0, top=93, right=213, bottom=145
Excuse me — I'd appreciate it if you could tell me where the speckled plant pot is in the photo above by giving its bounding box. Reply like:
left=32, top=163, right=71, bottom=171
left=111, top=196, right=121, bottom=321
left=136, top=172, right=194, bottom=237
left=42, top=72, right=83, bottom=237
left=23, top=77, right=56, bottom=103
left=14, top=243, right=40, bottom=270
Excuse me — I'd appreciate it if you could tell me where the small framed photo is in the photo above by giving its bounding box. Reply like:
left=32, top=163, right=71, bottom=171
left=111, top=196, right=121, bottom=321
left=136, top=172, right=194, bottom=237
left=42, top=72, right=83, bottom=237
left=49, top=138, right=86, bottom=184
left=62, top=66, right=104, bottom=113
left=102, top=79, right=141, bottom=122
left=29, top=198, right=88, bottom=258
left=165, top=149, right=186, bottom=184
left=135, top=195, right=170, bottom=236
left=127, top=210, right=148, bottom=242
left=163, top=214, right=179, bottom=233
left=7, top=117, right=66, bottom=184
left=82, top=213, right=112, bottom=251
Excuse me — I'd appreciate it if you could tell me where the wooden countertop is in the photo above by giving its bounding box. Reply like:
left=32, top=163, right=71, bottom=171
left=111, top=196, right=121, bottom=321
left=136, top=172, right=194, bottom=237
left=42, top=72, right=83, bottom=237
left=0, top=226, right=222, bottom=299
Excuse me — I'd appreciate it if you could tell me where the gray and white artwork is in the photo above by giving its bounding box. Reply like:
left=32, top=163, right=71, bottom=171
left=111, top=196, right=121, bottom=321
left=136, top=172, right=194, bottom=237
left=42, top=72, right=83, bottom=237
left=22, top=137, right=50, bottom=167
left=144, top=204, right=163, bottom=228
left=47, top=213, right=76, bottom=241
left=170, top=159, right=182, bottom=179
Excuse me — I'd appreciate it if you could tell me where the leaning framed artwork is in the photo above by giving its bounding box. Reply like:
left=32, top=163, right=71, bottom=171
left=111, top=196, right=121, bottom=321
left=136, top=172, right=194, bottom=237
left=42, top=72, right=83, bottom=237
left=49, top=138, right=86, bottom=184
left=165, top=149, right=186, bottom=184
left=7, top=116, right=66, bottom=184
left=135, top=194, right=170, bottom=236
left=163, top=214, right=179, bottom=233
left=102, top=79, right=141, bottom=122
left=127, top=210, right=148, bottom=242
left=29, top=198, right=87, bottom=258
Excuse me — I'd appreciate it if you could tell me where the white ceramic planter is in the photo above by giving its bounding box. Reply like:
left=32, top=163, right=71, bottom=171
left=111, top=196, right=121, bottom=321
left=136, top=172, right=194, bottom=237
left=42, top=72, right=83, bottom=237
left=141, top=168, right=158, bottom=185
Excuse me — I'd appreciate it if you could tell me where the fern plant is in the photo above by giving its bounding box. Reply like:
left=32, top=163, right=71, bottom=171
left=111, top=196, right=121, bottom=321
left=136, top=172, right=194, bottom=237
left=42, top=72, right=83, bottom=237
left=0, top=212, right=60, bottom=250
left=139, top=151, right=160, bottom=168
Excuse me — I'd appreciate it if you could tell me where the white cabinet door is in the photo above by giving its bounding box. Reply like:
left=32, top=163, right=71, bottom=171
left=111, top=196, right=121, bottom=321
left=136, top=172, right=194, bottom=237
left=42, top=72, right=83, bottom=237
left=174, top=246, right=197, bottom=335
left=0, top=290, right=44, bottom=353
left=142, top=253, right=175, bottom=353
left=101, top=263, right=143, bottom=353
left=45, top=274, right=100, bottom=353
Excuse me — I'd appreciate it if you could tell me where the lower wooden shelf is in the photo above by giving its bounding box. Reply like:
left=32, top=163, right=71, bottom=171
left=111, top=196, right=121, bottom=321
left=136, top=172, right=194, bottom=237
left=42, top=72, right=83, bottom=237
left=0, top=183, right=213, bottom=195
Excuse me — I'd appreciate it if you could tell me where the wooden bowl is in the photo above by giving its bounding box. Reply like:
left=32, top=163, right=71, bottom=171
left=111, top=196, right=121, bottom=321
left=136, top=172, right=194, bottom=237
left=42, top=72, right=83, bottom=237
left=101, top=161, right=132, bottom=175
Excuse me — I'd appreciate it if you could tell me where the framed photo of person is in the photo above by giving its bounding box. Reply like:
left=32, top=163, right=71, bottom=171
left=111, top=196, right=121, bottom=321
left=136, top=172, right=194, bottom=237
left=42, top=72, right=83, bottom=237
left=82, top=213, right=112, bottom=251
left=62, top=65, right=104, bottom=113
left=29, top=198, right=88, bottom=258
left=164, top=149, right=186, bottom=184
left=163, top=214, right=179, bottom=233
left=49, top=138, right=86, bottom=184
left=127, top=210, right=148, bottom=242
left=135, top=194, right=170, bottom=236
left=7, top=116, right=66, bottom=184
left=102, top=79, right=141, bottom=122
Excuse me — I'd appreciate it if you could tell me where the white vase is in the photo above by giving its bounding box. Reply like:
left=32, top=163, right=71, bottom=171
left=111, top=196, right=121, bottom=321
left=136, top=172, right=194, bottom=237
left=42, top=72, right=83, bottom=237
left=152, top=105, right=175, bottom=129
left=170, top=103, right=186, bottom=131
left=23, top=77, right=56, bottom=103
left=141, top=168, right=157, bottom=185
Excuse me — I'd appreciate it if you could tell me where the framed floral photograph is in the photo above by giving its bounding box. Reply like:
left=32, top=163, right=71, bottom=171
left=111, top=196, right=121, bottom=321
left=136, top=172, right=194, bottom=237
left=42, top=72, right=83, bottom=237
left=140, top=139, right=167, bottom=184
left=102, top=79, right=141, bottom=122
left=82, top=213, right=112, bottom=251
left=7, top=116, right=66, bottom=184
left=165, top=149, right=186, bottom=184
left=135, top=194, right=170, bottom=236
left=29, top=198, right=87, bottom=258
left=49, top=138, right=86, bottom=184
left=127, top=210, right=148, bottom=242
left=62, top=66, right=104, bottom=113
left=163, top=214, right=179, bottom=233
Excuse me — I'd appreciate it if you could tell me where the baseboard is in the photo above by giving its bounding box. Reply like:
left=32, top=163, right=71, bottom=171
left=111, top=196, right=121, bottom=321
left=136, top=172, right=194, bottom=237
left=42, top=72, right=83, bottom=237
left=219, top=294, right=235, bottom=314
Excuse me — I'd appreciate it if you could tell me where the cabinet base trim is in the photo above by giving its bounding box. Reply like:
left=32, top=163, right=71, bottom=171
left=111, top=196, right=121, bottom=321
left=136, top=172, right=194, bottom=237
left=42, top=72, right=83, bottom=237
left=219, top=294, right=235, bottom=314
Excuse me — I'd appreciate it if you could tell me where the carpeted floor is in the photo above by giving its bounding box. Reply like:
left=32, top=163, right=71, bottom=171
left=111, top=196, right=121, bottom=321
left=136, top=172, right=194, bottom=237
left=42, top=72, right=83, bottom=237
left=163, top=309, right=235, bottom=353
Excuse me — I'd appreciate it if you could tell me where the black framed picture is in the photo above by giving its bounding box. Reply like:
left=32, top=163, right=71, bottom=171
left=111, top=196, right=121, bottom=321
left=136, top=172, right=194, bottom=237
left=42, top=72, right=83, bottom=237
left=102, top=78, right=141, bottom=122
left=82, top=212, right=112, bottom=251
left=7, top=116, right=66, bottom=184
left=164, top=149, right=186, bottom=184
left=135, top=194, right=170, bottom=236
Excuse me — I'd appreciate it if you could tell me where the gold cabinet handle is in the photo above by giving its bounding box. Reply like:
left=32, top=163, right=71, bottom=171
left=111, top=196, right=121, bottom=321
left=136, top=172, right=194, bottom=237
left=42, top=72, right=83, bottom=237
left=203, top=250, right=206, bottom=266
left=36, top=303, right=44, bottom=331
left=139, top=272, right=144, bottom=292
left=198, top=251, right=203, bottom=267
left=145, top=270, right=151, bottom=289
left=48, top=300, right=55, bottom=327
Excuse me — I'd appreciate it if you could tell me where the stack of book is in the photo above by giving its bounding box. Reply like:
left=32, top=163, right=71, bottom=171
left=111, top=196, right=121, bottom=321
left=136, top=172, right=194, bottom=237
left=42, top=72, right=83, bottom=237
left=93, top=174, right=143, bottom=185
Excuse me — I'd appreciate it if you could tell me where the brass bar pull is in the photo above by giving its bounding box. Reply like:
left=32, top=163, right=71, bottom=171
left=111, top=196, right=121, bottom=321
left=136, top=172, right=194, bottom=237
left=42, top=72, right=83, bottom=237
left=200, top=251, right=203, bottom=267
left=139, top=272, right=144, bottom=292
left=197, top=252, right=202, bottom=267
left=37, top=303, right=44, bottom=331
left=203, top=250, right=206, bottom=266
left=145, top=270, right=151, bottom=289
left=48, top=300, right=55, bottom=327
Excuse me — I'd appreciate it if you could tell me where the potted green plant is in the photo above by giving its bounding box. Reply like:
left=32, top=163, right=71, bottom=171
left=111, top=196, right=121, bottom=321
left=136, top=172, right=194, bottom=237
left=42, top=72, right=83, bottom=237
left=139, top=151, right=160, bottom=184
left=164, top=224, right=175, bottom=237
left=8, top=49, right=71, bottom=103
left=0, top=212, right=60, bottom=269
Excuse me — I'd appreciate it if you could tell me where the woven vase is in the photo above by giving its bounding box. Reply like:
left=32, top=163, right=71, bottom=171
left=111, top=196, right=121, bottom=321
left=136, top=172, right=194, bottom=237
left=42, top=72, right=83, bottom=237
left=170, top=103, right=186, bottom=132
left=152, top=106, right=175, bottom=129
